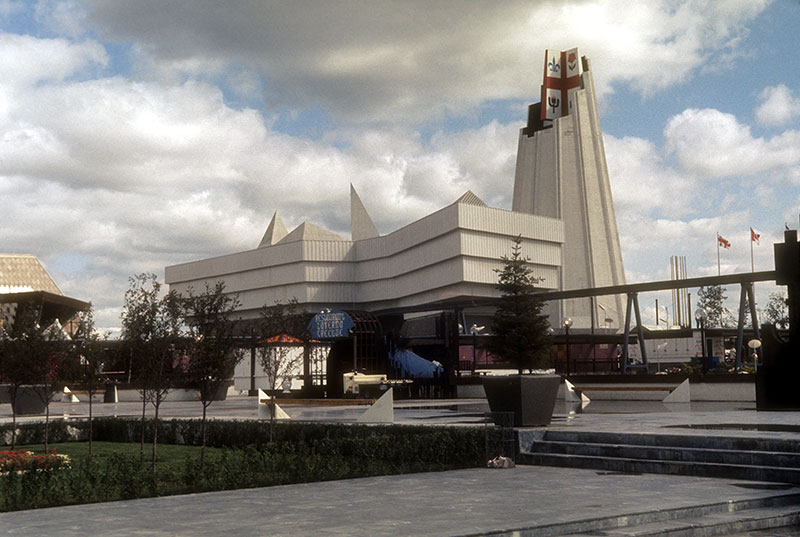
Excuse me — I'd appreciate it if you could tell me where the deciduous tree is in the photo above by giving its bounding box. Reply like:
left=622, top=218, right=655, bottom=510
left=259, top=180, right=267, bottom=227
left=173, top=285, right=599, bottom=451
left=697, top=285, right=733, bottom=328
left=182, top=281, right=242, bottom=465
left=72, top=306, right=109, bottom=458
left=764, top=291, right=789, bottom=330
left=121, top=273, right=183, bottom=470
left=256, top=299, right=305, bottom=441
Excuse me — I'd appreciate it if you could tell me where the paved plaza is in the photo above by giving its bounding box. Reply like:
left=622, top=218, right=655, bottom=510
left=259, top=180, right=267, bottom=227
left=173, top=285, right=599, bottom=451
left=2, top=395, right=800, bottom=536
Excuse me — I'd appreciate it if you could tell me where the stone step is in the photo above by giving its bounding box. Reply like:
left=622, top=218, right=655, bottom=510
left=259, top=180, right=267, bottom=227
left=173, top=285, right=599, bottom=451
left=470, top=494, right=800, bottom=537
left=527, top=439, right=800, bottom=469
left=521, top=430, right=800, bottom=454
left=518, top=452, right=800, bottom=483
left=556, top=503, right=800, bottom=536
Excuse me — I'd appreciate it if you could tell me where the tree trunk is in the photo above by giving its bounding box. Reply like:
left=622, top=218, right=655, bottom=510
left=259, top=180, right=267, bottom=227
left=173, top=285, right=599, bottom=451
left=44, top=401, right=50, bottom=454
left=10, top=385, right=18, bottom=450
left=140, top=391, right=147, bottom=460
left=269, top=403, right=275, bottom=443
left=152, top=397, right=160, bottom=474
left=200, top=403, right=208, bottom=467
left=88, top=385, right=94, bottom=458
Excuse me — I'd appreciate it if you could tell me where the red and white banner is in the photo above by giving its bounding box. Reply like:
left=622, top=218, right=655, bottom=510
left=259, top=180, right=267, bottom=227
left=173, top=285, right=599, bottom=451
left=540, top=47, right=583, bottom=121
left=717, top=234, right=731, bottom=249
left=750, top=227, right=760, bottom=244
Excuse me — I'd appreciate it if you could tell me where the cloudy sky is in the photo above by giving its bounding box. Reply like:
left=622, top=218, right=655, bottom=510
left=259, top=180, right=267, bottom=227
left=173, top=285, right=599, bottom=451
left=2, top=0, right=799, bottom=333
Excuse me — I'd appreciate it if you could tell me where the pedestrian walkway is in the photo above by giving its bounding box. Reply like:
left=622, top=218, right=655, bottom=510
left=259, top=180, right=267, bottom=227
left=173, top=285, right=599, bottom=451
left=3, top=464, right=799, bottom=536
left=3, top=396, right=800, bottom=535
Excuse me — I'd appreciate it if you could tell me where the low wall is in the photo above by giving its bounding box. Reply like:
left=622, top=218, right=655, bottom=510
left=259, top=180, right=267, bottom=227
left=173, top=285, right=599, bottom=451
left=565, top=374, right=755, bottom=402
left=455, top=375, right=756, bottom=403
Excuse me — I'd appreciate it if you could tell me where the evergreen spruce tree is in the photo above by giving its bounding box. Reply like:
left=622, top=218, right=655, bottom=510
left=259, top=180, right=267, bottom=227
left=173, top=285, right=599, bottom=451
left=489, top=236, right=552, bottom=374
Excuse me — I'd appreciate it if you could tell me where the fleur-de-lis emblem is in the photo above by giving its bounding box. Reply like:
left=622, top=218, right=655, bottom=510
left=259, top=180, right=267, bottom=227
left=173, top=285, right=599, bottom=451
left=548, top=57, right=560, bottom=73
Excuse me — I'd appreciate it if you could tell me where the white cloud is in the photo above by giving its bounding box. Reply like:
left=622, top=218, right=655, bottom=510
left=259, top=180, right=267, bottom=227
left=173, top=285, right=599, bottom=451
left=756, top=84, right=800, bottom=126
left=0, top=33, right=107, bottom=89
left=664, top=108, right=800, bottom=177
left=0, top=30, right=526, bottom=329
left=82, top=0, right=768, bottom=124
left=34, top=0, right=87, bottom=37
left=604, top=134, right=696, bottom=217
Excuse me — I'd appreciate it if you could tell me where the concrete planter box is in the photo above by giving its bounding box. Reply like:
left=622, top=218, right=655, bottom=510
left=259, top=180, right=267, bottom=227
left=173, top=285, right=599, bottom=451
left=482, top=374, right=561, bottom=427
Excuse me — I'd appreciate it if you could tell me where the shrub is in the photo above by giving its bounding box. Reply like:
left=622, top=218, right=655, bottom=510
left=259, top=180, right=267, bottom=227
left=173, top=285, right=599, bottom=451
left=0, top=417, right=486, bottom=512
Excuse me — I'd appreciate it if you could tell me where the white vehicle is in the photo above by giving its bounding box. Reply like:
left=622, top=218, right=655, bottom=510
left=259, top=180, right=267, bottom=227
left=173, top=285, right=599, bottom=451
left=343, top=371, right=387, bottom=397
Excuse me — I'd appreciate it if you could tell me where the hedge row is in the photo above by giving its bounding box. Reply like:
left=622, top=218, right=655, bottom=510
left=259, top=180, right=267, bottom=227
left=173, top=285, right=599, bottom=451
left=2, top=417, right=488, bottom=455
left=0, top=418, right=490, bottom=511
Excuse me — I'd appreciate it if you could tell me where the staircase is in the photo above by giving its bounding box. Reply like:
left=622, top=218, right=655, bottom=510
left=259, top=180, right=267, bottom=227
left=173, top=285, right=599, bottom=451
left=512, top=430, right=800, bottom=536
left=508, top=495, right=800, bottom=537
left=519, top=430, right=800, bottom=483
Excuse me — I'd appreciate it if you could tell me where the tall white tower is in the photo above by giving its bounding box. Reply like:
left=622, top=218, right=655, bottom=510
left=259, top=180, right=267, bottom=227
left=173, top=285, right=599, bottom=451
left=512, top=49, right=625, bottom=329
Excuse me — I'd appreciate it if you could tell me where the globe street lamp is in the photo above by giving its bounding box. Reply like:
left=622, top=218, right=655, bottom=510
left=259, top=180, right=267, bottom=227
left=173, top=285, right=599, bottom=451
left=562, top=317, right=573, bottom=375
left=694, top=307, right=708, bottom=368
left=748, top=338, right=762, bottom=373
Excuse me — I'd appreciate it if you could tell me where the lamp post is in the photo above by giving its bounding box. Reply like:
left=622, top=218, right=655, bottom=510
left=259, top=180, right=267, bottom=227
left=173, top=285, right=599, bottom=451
left=562, top=317, right=573, bottom=375
left=469, top=324, right=484, bottom=372
left=748, top=339, right=761, bottom=373
left=694, top=307, right=708, bottom=369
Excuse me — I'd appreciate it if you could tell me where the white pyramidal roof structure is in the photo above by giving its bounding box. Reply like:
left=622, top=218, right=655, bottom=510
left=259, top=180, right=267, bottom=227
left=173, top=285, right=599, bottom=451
left=166, top=49, right=625, bottom=327
left=258, top=211, right=288, bottom=247
left=350, top=184, right=380, bottom=241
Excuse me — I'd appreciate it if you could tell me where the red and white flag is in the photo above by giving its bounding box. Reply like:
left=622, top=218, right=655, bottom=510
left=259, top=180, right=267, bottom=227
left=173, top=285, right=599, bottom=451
left=750, top=228, right=760, bottom=245
left=717, top=234, right=731, bottom=249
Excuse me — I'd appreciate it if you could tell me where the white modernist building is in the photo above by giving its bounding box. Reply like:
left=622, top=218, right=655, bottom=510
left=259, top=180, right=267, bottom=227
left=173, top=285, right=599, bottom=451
left=166, top=188, right=564, bottom=321
left=165, top=48, right=624, bottom=329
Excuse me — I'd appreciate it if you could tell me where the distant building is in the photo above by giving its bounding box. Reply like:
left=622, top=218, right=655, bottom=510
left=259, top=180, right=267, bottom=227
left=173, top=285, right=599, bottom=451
left=165, top=48, right=625, bottom=331
left=0, top=254, right=89, bottom=336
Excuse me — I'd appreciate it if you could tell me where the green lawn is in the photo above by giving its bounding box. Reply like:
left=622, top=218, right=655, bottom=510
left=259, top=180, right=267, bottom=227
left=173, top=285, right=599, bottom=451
left=13, top=441, right=221, bottom=470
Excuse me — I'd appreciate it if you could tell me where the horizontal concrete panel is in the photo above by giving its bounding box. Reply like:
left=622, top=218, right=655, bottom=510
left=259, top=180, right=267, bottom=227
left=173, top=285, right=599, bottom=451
left=459, top=231, right=561, bottom=266
left=166, top=240, right=355, bottom=285
left=353, top=204, right=459, bottom=261
left=357, top=257, right=465, bottom=303
left=462, top=258, right=560, bottom=289
left=458, top=205, right=563, bottom=243
left=354, top=232, right=462, bottom=281
left=362, top=281, right=500, bottom=312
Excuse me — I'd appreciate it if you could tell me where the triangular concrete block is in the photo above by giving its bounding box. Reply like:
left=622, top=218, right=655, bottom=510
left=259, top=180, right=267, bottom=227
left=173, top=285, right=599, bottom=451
left=357, top=387, right=394, bottom=423
left=564, top=379, right=590, bottom=403
left=62, top=386, right=79, bottom=403
left=258, top=211, right=289, bottom=247
left=663, top=378, right=690, bottom=404
left=257, top=388, right=290, bottom=420
left=350, top=184, right=380, bottom=241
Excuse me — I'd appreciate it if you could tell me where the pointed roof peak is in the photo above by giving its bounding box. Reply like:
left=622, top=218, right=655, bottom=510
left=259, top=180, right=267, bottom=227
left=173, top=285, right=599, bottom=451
left=455, top=190, right=487, bottom=207
left=350, top=185, right=379, bottom=241
left=258, top=210, right=288, bottom=248
left=277, top=222, right=347, bottom=244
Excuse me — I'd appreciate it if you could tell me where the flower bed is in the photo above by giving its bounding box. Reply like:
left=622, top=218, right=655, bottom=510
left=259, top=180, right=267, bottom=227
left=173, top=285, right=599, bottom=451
left=0, top=450, right=71, bottom=473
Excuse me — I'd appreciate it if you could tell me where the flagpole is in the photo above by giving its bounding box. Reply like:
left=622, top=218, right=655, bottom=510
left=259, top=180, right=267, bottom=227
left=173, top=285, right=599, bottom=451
left=750, top=229, right=754, bottom=272
left=716, top=232, right=721, bottom=276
